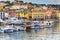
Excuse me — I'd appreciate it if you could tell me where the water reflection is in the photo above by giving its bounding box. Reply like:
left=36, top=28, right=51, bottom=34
left=0, top=22, right=60, bottom=40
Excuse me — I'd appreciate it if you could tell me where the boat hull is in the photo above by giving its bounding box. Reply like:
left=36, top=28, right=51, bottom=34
left=17, top=28, right=26, bottom=31
left=4, top=29, right=14, bottom=33
left=30, top=21, right=54, bottom=29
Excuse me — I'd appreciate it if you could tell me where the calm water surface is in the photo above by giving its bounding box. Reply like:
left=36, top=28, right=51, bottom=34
left=0, top=22, right=60, bottom=40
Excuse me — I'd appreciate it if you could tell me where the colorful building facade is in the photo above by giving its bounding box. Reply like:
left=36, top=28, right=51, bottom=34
left=56, top=10, right=60, bottom=19
left=31, top=10, right=46, bottom=20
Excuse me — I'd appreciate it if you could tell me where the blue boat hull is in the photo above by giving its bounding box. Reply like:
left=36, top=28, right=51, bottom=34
left=4, top=29, right=14, bottom=33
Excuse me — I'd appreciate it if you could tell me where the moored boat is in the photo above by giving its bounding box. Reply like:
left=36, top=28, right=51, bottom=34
left=3, top=25, right=16, bottom=33
left=16, top=25, right=26, bottom=31
left=0, top=28, right=4, bottom=33
left=30, top=21, right=54, bottom=29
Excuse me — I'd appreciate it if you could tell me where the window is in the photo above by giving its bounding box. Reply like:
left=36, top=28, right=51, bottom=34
left=39, top=14, right=44, bottom=18
left=34, top=14, right=44, bottom=18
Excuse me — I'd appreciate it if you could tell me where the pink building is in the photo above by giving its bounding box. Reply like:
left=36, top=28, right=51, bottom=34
left=9, top=12, right=16, bottom=17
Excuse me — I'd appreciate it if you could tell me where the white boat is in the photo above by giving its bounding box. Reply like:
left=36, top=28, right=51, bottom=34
left=16, top=25, right=26, bottom=31
left=43, top=21, right=54, bottom=28
left=6, top=17, right=25, bottom=25
left=0, top=27, right=4, bottom=33
left=3, top=25, right=15, bottom=33
left=16, top=27, right=26, bottom=31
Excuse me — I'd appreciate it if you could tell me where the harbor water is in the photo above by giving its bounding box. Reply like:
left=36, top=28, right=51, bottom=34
left=0, top=22, right=60, bottom=40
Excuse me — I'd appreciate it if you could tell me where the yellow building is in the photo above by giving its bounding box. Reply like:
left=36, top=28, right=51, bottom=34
left=16, top=12, right=29, bottom=19
left=56, top=12, right=60, bottom=19
left=16, top=9, right=54, bottom=20
left=31, top=10, right=46, bottom=19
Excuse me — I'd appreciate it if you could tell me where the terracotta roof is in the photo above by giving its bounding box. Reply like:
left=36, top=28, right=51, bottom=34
left=32, top=10, right=47, bottom=12
left=23, top=3, right=32, bottom=6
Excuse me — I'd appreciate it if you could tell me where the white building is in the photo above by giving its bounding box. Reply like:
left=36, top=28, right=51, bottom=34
left=0, top=12, right=9, bottom=19
left=9, top=5, right=28, bottom=9
left=0, top=1, right=8, bottom=6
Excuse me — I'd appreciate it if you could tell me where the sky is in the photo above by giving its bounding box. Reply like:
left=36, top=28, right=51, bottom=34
left=0, top=0, right=60, bottom=4
left=22, top=0, right=60, bottom=4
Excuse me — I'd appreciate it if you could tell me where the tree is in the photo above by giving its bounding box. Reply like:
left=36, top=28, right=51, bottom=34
left=29, top=2, right=33, bottom=5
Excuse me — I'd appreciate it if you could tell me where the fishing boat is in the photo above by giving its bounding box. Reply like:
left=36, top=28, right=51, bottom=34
left=30, top=21, right=54, bottom=29
left=30, top=21, right=42, bottom=29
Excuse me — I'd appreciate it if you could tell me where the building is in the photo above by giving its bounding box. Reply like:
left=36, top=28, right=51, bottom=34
left=0, top=1, right=7, bottom=6
left=56, top=10, right=60, bottom=19
left=45, top=9, right=53, bottom=19
left=0, top=3, right=6, bottom=19
left=14, top=0, right=23, bottom=4
left=31, top=10, right=46, bottom=20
